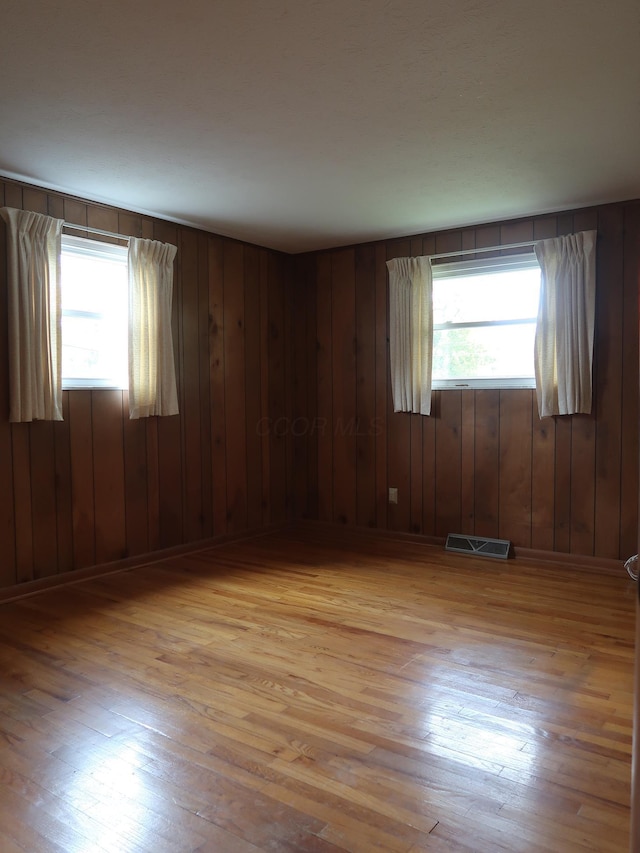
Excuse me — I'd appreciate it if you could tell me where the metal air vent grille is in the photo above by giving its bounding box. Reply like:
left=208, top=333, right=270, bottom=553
left=445, top=534, right=511, bottom=560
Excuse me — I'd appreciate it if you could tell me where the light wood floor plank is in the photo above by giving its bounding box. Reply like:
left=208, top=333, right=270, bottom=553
left=0, top=526, right=634, bottom=851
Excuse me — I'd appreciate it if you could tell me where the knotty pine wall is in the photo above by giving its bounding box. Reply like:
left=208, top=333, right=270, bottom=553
left=2, top=180, right=638, bottom=592
left=292, top=201, right=640, bottom=561
left=0, top=178, right=293, bottom=590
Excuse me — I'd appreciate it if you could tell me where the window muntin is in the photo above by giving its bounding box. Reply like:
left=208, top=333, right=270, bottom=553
left=431, top=253, right=541, bottom=390
left=61, top=235, right=128, bottom=389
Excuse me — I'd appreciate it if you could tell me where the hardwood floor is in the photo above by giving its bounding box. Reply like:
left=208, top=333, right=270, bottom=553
left=0, top=526, right=634, bottom=852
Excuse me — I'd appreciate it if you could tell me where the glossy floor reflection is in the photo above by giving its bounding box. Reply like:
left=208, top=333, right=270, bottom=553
left=0, top=526, right=634, bottom=851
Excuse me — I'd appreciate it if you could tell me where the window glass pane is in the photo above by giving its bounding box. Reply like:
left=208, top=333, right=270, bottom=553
left=62, top=314, right=128, bottom=384
left=60, top=235, right=128, bottom=388
left=433, top=322, right=536, bottom=381
left=61, top=252, right=127, bottom=316
left=61, top=315, right=102, bottom=378
left=430, top=254, right=541, bottom=388
left=433, top=268, right=540, bottom=326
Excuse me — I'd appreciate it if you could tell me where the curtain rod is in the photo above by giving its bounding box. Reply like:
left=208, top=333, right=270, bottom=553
left=62, top=225, right=539, bottom=255
left=429, top=239, right=537, bottom=261
left=63, top=222, right=131, bottom=242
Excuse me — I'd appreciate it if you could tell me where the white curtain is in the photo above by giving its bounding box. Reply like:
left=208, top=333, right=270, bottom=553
left=534, top=230, right=597, bottom=418
left=128, top=237, right=179, bottom=419
left=386, top=256, right=433, bottom=415
left=0, top=207, right=63, bottom=422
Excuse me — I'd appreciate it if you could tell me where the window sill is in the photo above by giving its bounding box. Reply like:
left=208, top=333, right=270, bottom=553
left=63, top=383, right=128, bottom=391
left=432, top=379, right=536, bottom=391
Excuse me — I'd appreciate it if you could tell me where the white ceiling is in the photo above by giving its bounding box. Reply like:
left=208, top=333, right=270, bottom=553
left=1, top=0, right=639, bottom=253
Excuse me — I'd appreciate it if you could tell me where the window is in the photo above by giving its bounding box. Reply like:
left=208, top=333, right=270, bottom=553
left=61, top=234, right=128, bottom=389
left=431, top=252, right=541, bottom=390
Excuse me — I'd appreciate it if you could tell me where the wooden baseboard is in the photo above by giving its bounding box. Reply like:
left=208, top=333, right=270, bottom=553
left=1, top=519, right=627, bottom=605
left=291, top=519, right=625, bottom=577
left=0, top=522, right=290, bottom=604
left=510, top=544, right=624, bottom=576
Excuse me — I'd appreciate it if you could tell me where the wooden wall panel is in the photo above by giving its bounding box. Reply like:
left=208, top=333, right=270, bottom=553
left=474, top=390, right=500, bottom=539
left=53, top=394, right=74, bottom=572
left=620, top=204, right=640, bottom=559
left=316, top=253, right=333, bottom=523
left=0, top=176, right=638, bottom=592
left=289, top=255, right=318, bottom=518
left=145, top=418, right=161, bottom=552
left=374, top=244, right=389, bottom=529
left=180, top=228, right=205, bottom=542
left=267, top=253, right=288, bottom=524
left=0, top=185, right=16, bottom=587
left=92, top=390, right=127, bottom=564
left=409, top=414, right=423, bottom=534
left=22, top=187, right=48, bottom=217
left=570, top=413, right=596, bottom=555
left=422, top=406, right=436, bottom=537
left=499, top=219, right=533, bottom=253
left=553, top=416, right=572, bottom=553
left=460, top=391, right=475, bottom=535
left=283, top=255, right=295, bottom=526
left=259, top=250, right=272, bottom=525
left=305, top=257, right=319, bottom=521
left=0, top=177, right=292, bottom=591
left=435, top=390, right=462, bottom=538
left=29, top=421, right=58, bottom=578
left=122, top=397, right=149, bottom=558
left=331, top=248, right=357, bottom=525
left=208, top=235, right=227, bottom=537
left=498, top=390, right=532, bottom=547
left=67, top=390, right=95, bottom=570
left=289, top=256, right=305, bottom=519
left=197, top=233, right=213, bottom=539
left=291, top=254, right=318, bottom=521
left=531, top=414, right=555, bottom=551
left=594, top=206, right=624, bottom=558
left=12, top=425, right=34, bottom=583
left=355, top=245, right=376, bottom=528
left=244, top=245, right=263, bottom=530
left=300, top=200, right=640, bottom=561
left=4, top=183, right=22, bottom=210
left=223, top=242, right=248, bottom=532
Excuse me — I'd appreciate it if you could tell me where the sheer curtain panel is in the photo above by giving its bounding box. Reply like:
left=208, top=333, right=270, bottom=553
left=386, top=256, right=433, bottom=415
left=128, top=237, right=179, bottom=419
left=0, top=207, right=63, bottom=422
left=534, top=230, right=597, bottom=417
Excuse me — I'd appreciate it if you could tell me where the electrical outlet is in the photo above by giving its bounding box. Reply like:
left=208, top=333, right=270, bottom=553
left=388, top=487, right=398, bottom=504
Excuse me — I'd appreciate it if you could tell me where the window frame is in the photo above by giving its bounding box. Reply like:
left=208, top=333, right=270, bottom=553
left=60, top=233, right=129, bottom=391
left=430, top=252, right=540, bottom=391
